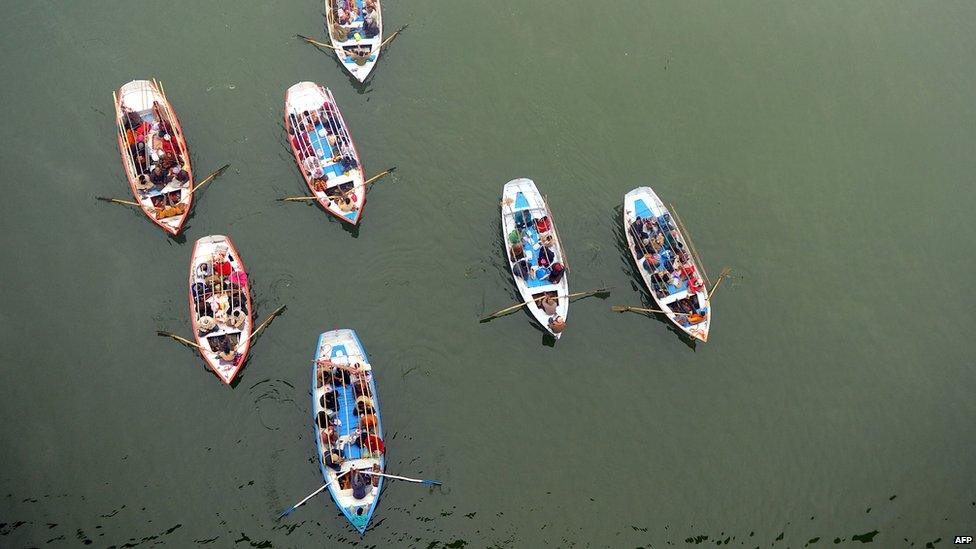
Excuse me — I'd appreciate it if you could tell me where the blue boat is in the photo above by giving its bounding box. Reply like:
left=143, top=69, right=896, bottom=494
left=310, top=329, right=385, bottom=534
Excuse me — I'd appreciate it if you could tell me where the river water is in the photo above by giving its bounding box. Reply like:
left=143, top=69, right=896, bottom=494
left=1, top=1, right=974, bottom=547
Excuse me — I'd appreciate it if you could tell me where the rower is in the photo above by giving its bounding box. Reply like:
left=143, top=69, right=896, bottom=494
left=548, top=315, right=566, bottom=334
left=350, top=467, right=369, bottom=500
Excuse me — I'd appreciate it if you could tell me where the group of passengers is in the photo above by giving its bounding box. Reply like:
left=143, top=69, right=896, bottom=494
left=315, top=358, right=386, bottom=500
left=333, top=0, right=380, bottom=39
left=121, top=103, right=190, bottom=219
left=629, top=213, right=707, bottom=323
left=191, top=247, right=249, bottom=362
left=288, top=106, right=361, bottom=212
left=508, top=209, right=567, bottom=334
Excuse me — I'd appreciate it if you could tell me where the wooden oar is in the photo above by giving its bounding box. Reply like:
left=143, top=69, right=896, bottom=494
left=362, top=470, right=441, bottom=486
left=668, top=202, right=710, bottom=288
left=611, top=305, right=691, bottom=317
left=246, top=305, right=287, bottom=343
left=277, top=470, right=350, bottom=519
left=156, top=330, right=201, bottom=349
left=277, top=167, right=396, bottom=202
left=296, top=33, right=342, bottom=52
left=378, top=24, right=408, bottom=49
left=707, top=267, right=732, bottom=300
left=97, top=196, right=141, bottom=207
left=191, top=164, right=230, bottom=195
left=480, top=287, right=609, bottom=322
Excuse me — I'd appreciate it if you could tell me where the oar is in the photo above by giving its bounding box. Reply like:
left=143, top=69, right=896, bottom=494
left=480, top=287, right=610, bottom=322
left=707, top=267, right=732, bottom=300
left=97, top=196, right=141, bottom=207
left=378, top=24, right=408, bottom=49
left=296, top=33, right=343, bottom=52
left=276, top=167, right=396, bottom=202
left=610, top=305, right=691, bottom=317
left=361, top=470, right=441, bottom=486
left=278, top=471, right=350, bottom=519
left=247, top=305, right=287, bottom=343
left=191, top=164, right=230, bottom=195
left=156, top=330, right=201, bottom=349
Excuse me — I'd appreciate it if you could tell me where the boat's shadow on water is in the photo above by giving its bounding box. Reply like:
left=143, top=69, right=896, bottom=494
left=611, top=205, right=697, bottom=351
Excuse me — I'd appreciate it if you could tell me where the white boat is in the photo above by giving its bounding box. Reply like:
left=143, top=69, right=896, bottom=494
left=188, top=235, right=253, bottom=384
left=500, top=179, right=570, bottom=338
left=623, top=187, right=711, bottom=342
left=284, top=82, right=366, bottom=225
left=311, top=329, right=385, bottom=534
left=113, top=79, right=193, bottom=235
left=325, top=0, right=384, bottom=83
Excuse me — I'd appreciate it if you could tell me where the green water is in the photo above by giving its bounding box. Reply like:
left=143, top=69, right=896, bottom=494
left=1, top=1, right=974, bottom=546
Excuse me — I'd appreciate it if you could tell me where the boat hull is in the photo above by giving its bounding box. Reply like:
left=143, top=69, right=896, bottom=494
left=500, top=178, right=570, bottom=338
left=284, top=82, right=366, bottom=225
left=623, top=187, right=711, bottom=342
left=311, top=329, right=385, bottom=534
left=113, top=79, right=193, bottom=235
left=325, top=0, right=384, bottom=82
left=188, top=235, right=253, bottom=383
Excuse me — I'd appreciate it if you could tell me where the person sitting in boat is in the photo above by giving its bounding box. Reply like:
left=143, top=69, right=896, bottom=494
left=537, top=245, right=555, bottom=267
left=510, top=242, right=526, bottom=262
left=170, top=165, right=189, bottom=185
left=630, top=217, right=647, bottom=240
left=359, top=432, right=385, bottom=456
left=642, top=252, right=660, bottom=271
left=363, top=6, right=379, bottom=37
left=324, top=449, right=343, bottom=472
left=539, top=294, right=558, bottom=316
left=547, top=262, right=565, bottom=284
left=217, top=337, right=237, bottom=363
left=355, top=395, right=375, bottom=417
left=548, top=315, right=566, bottom=334
left=320, top=423, right=339, bottom=447
left=148, top=164, right=170, bottom=187
left=359, top=413, right=378, bottom=430
left=349, top=468, right=370, bottom=500
left=512, top=258, right=530, bottom=280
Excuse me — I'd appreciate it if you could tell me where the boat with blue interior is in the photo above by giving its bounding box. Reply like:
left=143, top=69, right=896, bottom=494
left=623, top=187, right=711, bottom=342
left=311, top=329, right=385, bottom=534
left=326, top=0, right=383, bottom=82
left=501, top=179, right=570, bottom=338
left=285, top=82, right=366, bottom=225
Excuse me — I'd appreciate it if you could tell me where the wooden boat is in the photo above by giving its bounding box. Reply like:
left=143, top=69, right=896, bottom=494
left=188, top=235, right=254, bottom=384
left=311, top=329, right=385, bottom=534
left=623, top=187, right=711, bottom=342
left=500, top=179, right=569, bottom=338
left=325, top=0, right=384, bottom=82
left=113, top=79, right=193, bottom=235
left=285, top=82, right=366, bottom=225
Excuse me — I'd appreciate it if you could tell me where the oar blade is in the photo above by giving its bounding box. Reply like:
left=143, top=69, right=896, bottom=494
left=277, top=507, right=296, bottom=520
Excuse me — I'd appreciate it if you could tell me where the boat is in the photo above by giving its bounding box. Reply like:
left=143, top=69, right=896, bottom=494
left=500, top=179, right=570, bottom=338
left=623, top=187, right=711, bottom=342
left=311, top=329, right=385, bottom=534
left=284, top=82, right=366, bottom=225
left=113, top=79, right=193, bottom=235
left=325, top=0, right=384, bottom=82
left=188, top=235, right=253, bottom=384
